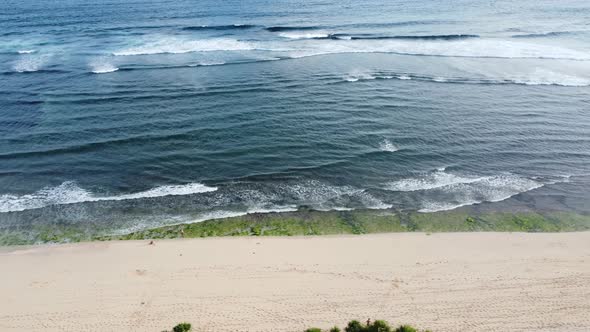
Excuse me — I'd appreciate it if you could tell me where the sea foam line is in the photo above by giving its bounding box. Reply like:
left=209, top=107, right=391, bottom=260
left=384, top=168, right=569, bottom=212
left=0, top=182, right=218, bottom=213
left=341, top=71, right=590, bottom=87
left=283, top=38, right=590, bottom=61
left=113, top=37, right=254, bottom=56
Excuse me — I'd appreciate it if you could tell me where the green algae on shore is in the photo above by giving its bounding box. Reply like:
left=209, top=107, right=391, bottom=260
left=110, top=209, right=590, bottom=241
left=1, top=208, right=589, bottom=245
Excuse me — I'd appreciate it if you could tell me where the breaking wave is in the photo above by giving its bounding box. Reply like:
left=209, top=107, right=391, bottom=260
left=344, top=71, right=377, bottom=82
left=384, top=169, right=557, bottom=212
left=509, top=68, right=590, bottom=87
left=0, top=178, right=392, bottom=215
left=189, top=205, right=298, bottom=224
left=13, top=56, right=44, bottom=72
left=279, top=32, right=331, bottom=39
left=273, top=32, right=479, bottom=41
left=90, top=59, right=119, bottom=74
left=0, top=182, right=218, bottom=213
left=341, top=70, right=590, bottom=87
left=379, top=139, right=399, bottom=152
left=286, top=38, right=590, bottom=60
left=386, top=169, right=489, bottom=192
left=188, top=61, right=226, bottom=67
left=113, top=37, right=254, bottom=56
left=280, top=180, right=392, bottom=210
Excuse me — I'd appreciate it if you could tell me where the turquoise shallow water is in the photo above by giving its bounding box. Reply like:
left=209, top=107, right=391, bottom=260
left=1, top=0, right=589, bottom=237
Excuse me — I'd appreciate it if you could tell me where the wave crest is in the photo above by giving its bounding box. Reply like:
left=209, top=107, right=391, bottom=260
left=341, top=70, right=590, bottom=87
left=13, top=56, right=45, bottom=73
left=279, top=32, right=330, bottom=39
left=0, top=182, right=218, bottom=213
left=386, top=170, right=487, bottom=192
left=385, top=169, right=551, bottom=212
left=90, top=59, right=119, bottom=74
left=113, top=37, right=254, bottom=56
left=283, top=38, right=590, bottom=61
left=379, top=139, right=399, bottom=152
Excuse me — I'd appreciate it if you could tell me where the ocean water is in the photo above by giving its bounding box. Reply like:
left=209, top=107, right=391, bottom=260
left=1, top=0, right=589, bottom=238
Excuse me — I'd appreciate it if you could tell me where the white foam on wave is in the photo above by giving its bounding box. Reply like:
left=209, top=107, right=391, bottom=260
left=379, top=139, right=399, bottom=152
left=281, top=38, right=590, bottom=61
left=344, top=69, right=590, bottom=87
left=509, top=68, right=590, bottom=87
left=90, top=59, right=119, bottom=74
left=386, top=169, right=502, bottom=192
left=13, top=56, right=44, bottom=72
left=417, top=174, right=543, bottom=212
left=385, top=169, right=549, bottom=212
left=111, top=204, right=300, bottom=234
left=282, top=180, right=392, bottom=210
left=17, top=50, right=35, bottom=54
left=0, top=182, right=218, bottom=213
left=344, top=70, right=377, bottom=82
left=188, top=61, right=227, bottom=67
left=190, top=205, right=299, bottom=223
left=92, top=67, right=119, bottom=74
left=278, top=32, right=330, bottom=39
left=221, top=180, right=391, bottom=212
left=113, top=37, right=254, bottom=56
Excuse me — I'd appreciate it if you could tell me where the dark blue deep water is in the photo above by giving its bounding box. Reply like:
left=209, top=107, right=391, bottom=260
left=1, top=0, right=589, bottom=239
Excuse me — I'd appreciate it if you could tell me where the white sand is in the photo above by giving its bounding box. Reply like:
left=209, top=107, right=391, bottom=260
left=1, top=232, right=589, bottom=332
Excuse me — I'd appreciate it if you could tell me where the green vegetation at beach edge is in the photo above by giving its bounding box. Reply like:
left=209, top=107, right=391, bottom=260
left=1, top=208, right=589, bottom=245
left=166, top=319, right=429, bottom=332
left=107, top=208, right=589, bottom=241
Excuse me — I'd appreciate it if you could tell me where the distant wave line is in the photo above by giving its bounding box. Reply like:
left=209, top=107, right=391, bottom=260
left=183, top=24, right=259, bottom=31
left=264, top=20, right=450, bottom=32
left=90, top=57, right=282, bottom=73
left=339, top=72, right=590, bottom=87
left=325, top=34, right=479, bottom=40
left=511, top=31, right=578, bottom=38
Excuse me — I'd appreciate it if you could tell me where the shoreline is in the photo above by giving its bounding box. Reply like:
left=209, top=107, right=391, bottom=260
left=2, top=232, right=589, bottom=331
left=1, top=207, right=590, bottom=246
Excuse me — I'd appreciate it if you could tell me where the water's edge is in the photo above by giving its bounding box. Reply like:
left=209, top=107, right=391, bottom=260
left=2, top=206, right=588, bottom=245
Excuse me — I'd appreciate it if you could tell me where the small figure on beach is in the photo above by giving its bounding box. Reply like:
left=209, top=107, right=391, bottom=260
left=148, top=240, right=155, bottom=245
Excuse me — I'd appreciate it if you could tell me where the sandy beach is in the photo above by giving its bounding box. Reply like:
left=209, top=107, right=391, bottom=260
left=1, top=232, right=589, bottom=332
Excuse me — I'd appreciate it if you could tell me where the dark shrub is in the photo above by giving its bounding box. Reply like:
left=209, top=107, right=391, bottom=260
left=173, top=322, right=192, bottom=332
left=305, top=329, right=322, bottom=332
left=330, top=327, right=342, bottom=332
left=394, top=325, right=417, bottom=332
left=345, top=320, right=367, bottom=332
left=368, top=320, right=391, bottom=332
